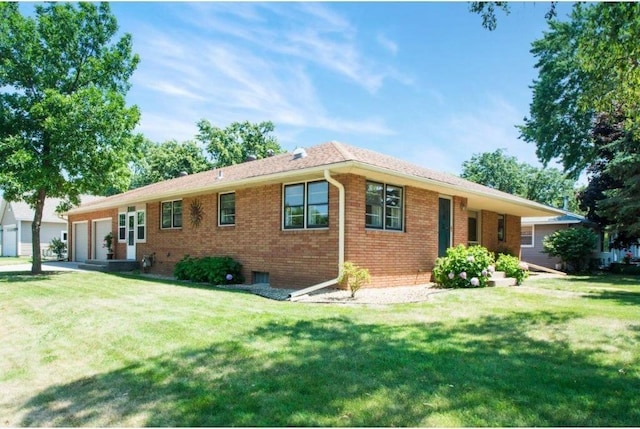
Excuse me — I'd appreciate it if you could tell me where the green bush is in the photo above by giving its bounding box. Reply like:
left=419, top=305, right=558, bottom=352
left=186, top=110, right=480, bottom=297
left=48, top=237, right=67, bottom=260
left=542, top=227, right=598, bottom=273
left=174, top=255, right=244, bottom=285
left=495, top=254, right=529, bottom=285
left=433, top=245, right=495, bottom=288
left=338, top=261, right=371, bottom=298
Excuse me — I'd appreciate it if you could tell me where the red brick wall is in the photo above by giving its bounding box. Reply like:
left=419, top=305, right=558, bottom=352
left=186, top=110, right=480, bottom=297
left=68, top=174, right=518, bottom=289
left=480, top=210, right=521, bottom=257
left=505, top=214, right=522, bottom=258
left=452, top=196, right=469, bottom=247
left=136, top=183, right=339, bottom=288
left=341, top=174, right=438, bottom=287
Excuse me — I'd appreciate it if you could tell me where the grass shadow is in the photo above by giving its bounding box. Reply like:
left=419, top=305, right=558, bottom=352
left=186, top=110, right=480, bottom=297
left=104, top=271, right=276, bottom=299
left=568, top=273, right=640, bottom=286
left=0, top=271, right=70, bottom=283
left=19, top=311, right=640, bottom=427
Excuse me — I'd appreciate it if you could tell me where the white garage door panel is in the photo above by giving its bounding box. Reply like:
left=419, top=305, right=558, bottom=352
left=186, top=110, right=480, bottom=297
left=2, top=227, right=17, bottom=257
left=94, top=220, right=111, bottom=261
left=73, top=223, right=88, bottom=262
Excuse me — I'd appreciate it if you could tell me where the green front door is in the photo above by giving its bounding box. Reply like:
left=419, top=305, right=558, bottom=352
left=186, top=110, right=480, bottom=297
left=438, top=197, right=451, bottom=257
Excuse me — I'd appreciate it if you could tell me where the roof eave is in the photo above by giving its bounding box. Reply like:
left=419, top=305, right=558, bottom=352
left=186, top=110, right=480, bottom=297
left=66, top=162, right=352, bottom=215
left=67, top=159, right=565, bottom=218
left=347, top=161, right=565, bottom=217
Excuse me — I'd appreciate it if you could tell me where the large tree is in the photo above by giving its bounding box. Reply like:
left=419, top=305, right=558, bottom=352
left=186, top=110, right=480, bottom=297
left=460, top=149, right=526, bottom=196
left=196, top=120, right=284, bottom=168
left=460, top=149, right=578, bottom=211
left=0, top=3, right=141, bottom=273
left=519, top=2, right=640, bottom=241
left=130, top=139, right=213, bottom=189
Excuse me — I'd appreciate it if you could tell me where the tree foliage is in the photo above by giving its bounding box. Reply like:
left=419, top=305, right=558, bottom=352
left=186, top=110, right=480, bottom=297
left=196, top=120, right=284, bottom=168
left=461, top=149, right=578, bottom=211
left=579, top=111, right=640, bottom=246
left=470, top=1, right=557, bottom=31
left=130, top=139, right=213, bottom=189
left=0, top=3, right=141, bottom=273
left=461, top=149, right=526, bottom=196
left=519, top=2, right=640, bottom=242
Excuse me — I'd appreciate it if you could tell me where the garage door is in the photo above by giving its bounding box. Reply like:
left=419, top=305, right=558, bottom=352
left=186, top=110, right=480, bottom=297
left=73, top=222, right=88, bottom=262
left=2, top=226, right=17, bottom=257
left=94, top=220, right=111, bottom=261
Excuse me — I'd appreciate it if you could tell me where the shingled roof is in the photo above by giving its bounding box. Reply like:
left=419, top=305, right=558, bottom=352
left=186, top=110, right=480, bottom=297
left=68, top=141, right=564, bottom=217
left=3, top=196, right=103, bottom=223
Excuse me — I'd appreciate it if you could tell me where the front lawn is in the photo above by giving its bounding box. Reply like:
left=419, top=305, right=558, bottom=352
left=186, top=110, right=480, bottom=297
left=0, top=256, right=32, bottom=266
left=1, top=271, right=638, bottom=426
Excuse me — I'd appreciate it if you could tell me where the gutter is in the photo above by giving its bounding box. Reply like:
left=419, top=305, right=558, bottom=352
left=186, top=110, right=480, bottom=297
left=289, top=170, right=345, bottom=301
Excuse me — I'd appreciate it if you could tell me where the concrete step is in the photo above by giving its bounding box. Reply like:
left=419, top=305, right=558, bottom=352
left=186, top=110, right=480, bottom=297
left=491, top=271, right=506, bottom=279
left=488, top=277, right=517, bottom=287
left=77, top=263, right=107, bottom=272
left=78, top=259, right=139, bottom=272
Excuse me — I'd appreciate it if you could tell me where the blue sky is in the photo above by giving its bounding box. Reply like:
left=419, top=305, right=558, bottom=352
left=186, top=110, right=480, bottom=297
left=107, top=1, right=572, bottom=175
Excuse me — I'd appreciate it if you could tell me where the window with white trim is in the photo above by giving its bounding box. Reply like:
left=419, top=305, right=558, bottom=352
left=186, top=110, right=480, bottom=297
left=521, top=225, right=534, bottom=247
left=365, top=181, right=403, bottom=231
left=283, top=181, right=328, bottom=229
left=118, top=213, right=126, bottom=241
left=219, top=192, right=235, bottom=226
left=137, top=210, right=146, bottom=241
left=161, top=200, right=182, bottom=229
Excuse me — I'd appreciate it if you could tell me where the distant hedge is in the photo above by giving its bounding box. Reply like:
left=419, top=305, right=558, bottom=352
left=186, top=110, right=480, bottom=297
left=609, top=263, right=640, bottom=275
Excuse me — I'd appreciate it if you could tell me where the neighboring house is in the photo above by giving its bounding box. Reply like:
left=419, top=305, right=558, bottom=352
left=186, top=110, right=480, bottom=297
left=521, top=212, right=601, bottom=269
left=602, top=233, right=640, bottom=265
left=66, top=141, right=564, bottom=289
left=0, top=196, right=102, bottom=257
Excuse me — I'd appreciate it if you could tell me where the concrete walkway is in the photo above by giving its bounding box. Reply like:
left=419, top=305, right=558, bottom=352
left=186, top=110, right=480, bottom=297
left=0, top=261, right=84, bottom=273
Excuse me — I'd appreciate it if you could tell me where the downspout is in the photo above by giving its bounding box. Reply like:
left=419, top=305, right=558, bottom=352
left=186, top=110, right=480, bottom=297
left=289, top=170, right=345, bottom=300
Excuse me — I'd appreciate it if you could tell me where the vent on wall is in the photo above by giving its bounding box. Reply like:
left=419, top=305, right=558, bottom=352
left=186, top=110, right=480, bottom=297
left=292, top=147, right=307, bottom=160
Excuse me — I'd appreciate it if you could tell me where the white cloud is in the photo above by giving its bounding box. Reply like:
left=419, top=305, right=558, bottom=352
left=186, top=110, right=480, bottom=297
left=377, top=33, right=398, bottom=55
left=125, top=3, right=400, bottom=143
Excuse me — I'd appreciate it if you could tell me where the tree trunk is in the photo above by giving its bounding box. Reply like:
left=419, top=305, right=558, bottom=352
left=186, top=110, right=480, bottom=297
left=31, top=189, right=46, bottom=275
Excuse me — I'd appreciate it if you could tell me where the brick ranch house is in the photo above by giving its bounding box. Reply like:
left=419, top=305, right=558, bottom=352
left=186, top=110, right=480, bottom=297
left=66, top=141, right=564, bottom=289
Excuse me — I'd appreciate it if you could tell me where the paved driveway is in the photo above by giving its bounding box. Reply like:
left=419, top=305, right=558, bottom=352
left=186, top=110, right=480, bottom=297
left=0, top=261, right=84, bottom=273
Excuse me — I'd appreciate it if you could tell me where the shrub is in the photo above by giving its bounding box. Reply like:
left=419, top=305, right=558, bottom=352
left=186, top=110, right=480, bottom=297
left=433, top=245, right=495, bottom=288
left=495, top=254, right=529, bottom=285
left=338, top=261, right=371, bottom=298
left=174, top=255, right=244, bottom=285
left=48, top=237, right=67, bottom=260
left=542, top=227, right=598, bottom=273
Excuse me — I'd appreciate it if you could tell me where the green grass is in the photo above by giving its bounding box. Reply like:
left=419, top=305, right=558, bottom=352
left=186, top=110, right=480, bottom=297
left=1, top=271, right=639, bottom=427
left=0, top=256, right=32, bottom=266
